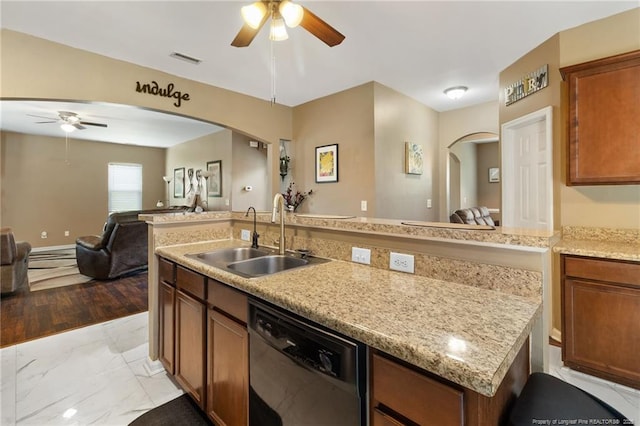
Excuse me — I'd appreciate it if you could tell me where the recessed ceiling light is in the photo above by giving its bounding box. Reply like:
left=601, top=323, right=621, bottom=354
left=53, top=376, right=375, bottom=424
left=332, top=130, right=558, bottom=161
left=169, top=52, right=202, bottom=65
left=444, top=86, right=468, bottom=100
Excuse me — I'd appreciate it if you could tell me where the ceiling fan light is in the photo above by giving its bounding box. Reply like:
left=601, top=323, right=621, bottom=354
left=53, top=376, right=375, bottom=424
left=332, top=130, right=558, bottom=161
left=444, top=86, right=468, bottom=100
left=269, top=16, right=289, bottom=41
left=60, top=123, right=76, bottom=133
left=279, top=1, right=303, bottom=28
left=241, top=2, right=267, bottom=29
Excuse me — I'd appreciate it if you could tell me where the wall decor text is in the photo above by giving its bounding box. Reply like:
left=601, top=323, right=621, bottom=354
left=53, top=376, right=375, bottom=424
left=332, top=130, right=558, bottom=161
left=135, top=81, right=190, bottom=108
left=505, top=65, right=548, bottom=106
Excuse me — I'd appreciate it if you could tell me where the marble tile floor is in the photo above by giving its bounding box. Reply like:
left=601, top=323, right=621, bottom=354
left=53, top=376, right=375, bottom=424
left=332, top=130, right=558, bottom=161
left=1, top=311, right=637, bottom=425
left=1, top=312, right=183, bottom=425
left=548, top=345, right=639, bottom=423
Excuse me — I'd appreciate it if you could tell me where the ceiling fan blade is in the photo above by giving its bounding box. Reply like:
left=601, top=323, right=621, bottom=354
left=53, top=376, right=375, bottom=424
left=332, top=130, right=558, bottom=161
left=231, top=15, right=268, bottom=47
left=34, top=120, right=57, bottom=124
left=299, top=6, right=345, bottom=47
left=80, top=121, right=108, bottom=128
left=27, top=113, right=57, bottom=120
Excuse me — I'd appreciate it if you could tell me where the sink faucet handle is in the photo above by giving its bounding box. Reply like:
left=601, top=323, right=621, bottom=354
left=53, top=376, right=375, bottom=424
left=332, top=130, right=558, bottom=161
left=251, top=231, right=260, bottom=249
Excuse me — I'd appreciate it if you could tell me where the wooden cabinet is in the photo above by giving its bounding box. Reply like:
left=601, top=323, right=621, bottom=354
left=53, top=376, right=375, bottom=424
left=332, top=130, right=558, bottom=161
left=206, top=279, right=249, bottom=426
left=561, top=255, right=640, bottom=389
left=560, top=50, right=640, bottom=185
left=175, top=266, right=207, bottom=408
left=371, top=340, right=529, bottom=426
left=158, top=258, right=176, bottom=374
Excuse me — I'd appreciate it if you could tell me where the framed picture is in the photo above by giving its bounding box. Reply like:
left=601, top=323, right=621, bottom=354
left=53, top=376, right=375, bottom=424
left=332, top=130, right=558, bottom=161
left=207, top=160, right=222, bottom=197
left=489, top=167, right=500, bottom=183
left=174, top=167, right=185, bottom=198
left=405, top=142, right=424, bottom=175
left=315, top=144, right=338, bottom=183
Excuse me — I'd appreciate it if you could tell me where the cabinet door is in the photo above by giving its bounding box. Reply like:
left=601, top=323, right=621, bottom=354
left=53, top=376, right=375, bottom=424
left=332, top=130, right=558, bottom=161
left=372, top=408, right=409, bottom=426
left=175, top=290, right=206, bottom=408
left=158, top=281, right=175, bottom=374
left=563, top=277, right=640, bottom=388
left=207, top=309, right=249, bottom=426
left=561, top=50, right=640, bottom=185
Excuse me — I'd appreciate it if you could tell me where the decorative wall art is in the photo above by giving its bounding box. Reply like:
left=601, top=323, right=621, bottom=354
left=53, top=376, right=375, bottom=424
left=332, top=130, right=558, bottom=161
left=174, top=167, right=185, bottom=198
left=207, top=160, right=222, bottom=197
left=489, top=167, right=500, bottom=183
left=405, top=142, right=424, bottom=175
left=315, top=144, right=339, bottom=183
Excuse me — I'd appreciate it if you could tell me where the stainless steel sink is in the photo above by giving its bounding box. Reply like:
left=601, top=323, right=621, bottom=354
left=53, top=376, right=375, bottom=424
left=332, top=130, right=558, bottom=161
left=186, top=246, right=329, bottom=278
left=188, top=247, right=273, bottom=264
left=227, top=255, right=309, bottom=277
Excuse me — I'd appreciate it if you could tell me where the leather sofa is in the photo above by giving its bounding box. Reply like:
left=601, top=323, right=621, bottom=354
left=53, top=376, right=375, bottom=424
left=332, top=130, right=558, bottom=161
left=449, top=206, right=496, bottom=226
left=1, top=228, right=32, bottom=294
left=76, top=207, right=187, bottom=280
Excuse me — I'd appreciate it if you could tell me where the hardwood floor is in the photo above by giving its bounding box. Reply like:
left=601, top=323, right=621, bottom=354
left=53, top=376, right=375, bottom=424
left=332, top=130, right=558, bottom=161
left=0, top=272, right=148, bottom=348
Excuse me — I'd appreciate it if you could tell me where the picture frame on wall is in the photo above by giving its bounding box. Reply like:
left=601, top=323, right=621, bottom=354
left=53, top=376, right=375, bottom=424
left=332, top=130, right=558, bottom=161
left=315, top=144, right=339, bottom=183
left=489, top=167, right=500, bottom=183
left=207, top=160, right=222, bottom=197
left=174, top=167, right=185, bottom=198
left=405, top=142, right=424, bottom=175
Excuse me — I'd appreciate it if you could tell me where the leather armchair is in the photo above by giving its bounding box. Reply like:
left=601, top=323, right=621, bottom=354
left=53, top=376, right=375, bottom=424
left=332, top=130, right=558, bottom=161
left=449, top=206, right=496, bottom=226
left=76, top=208, right=187, bottom=280
left=1, top=228, right=32, bottom=294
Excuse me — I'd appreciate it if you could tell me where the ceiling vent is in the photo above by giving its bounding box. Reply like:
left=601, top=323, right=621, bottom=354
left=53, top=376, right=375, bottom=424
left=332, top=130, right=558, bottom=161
left=170, top=52, right=202, bottom=65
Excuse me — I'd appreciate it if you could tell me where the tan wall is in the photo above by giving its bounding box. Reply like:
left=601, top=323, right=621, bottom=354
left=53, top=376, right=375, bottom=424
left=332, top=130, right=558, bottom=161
left=450, top=141, right=478, bottom=209
left=231, top=133, right=270, bottom=212
left=438, top=101, right=499, bottom=221
left=558, top=8, right=640, bottom=229
left=477, top=142, right=500, bottom=210
left=0, top=29, right=292, bottom=196
left=165, top=130, right=232, bottom=210
left=1, top=131, right=165, bottom=248
left=292, top=83, right=376, bottom=216
left=373, top=83, right=439, bottom=221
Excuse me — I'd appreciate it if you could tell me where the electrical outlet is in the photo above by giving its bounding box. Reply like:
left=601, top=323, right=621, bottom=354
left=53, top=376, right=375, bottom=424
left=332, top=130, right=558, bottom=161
left=351, top=247, right=371, bottom=265
left=64, top=230, right=70, bottom=237
left=240, top=229, right=251, bottom=241
left=427, top=199, right=432, bottom=208
left=361, top=200, right=367, bottom=211
left=40, top=231, right=47, bottom=239
left=390, top=252, right=414, bottom=273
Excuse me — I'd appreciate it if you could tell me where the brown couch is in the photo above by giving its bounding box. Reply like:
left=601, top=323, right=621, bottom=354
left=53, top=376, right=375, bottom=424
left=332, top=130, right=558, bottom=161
left=76, top=208, right=187, bottom=280
left=449, top=206, right=496, bottom=226
left=1, top=228, right=32, bottom=294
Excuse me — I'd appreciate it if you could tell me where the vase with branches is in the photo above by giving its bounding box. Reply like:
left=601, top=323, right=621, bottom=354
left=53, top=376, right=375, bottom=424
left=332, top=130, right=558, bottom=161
left=282, top=182, right=312, bottom=212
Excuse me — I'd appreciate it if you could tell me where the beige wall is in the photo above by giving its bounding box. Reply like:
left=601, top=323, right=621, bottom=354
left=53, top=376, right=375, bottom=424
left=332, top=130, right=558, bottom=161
left=0, top=29, right=292, bottom=195
left=1, top=131, right=165, bottom=248
left=292, top=83, right=376, bottom=216
left=477, top=142, right=500, bottom=210
left=231, top=133, right=270, bottom=212
left=373, top=83, right=439, bottom=221
left=558, top=8, right=640, bottom=229
left=450, top=141, right=478, bottom=209
left=165, top=130, right=232, bottom=210
left=438, top=101, right=499, bottom=221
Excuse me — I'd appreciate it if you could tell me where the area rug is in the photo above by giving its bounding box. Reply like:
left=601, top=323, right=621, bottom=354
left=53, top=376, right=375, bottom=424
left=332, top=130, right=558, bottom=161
left=128, top=394, right=211, bottom=426
left=28, top=248, right=94, bottom=291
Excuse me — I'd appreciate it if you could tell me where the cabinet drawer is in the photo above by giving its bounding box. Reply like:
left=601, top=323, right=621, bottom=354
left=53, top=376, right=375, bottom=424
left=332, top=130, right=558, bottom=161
left=159, top=257, right=175, bottom=285
left=564, top=256, right=640, bottom=287
left=372, top=353, right=464, bottom=426
left=207, top=279, right=248, bottom=324
left=177, top=266, right=206, bottom=300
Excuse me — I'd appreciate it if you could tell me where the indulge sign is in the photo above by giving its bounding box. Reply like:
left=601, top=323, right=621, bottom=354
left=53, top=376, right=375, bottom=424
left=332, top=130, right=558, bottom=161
left=504, top=65, right=548, bottom=106
left=135, top=81, right=190, bottom=108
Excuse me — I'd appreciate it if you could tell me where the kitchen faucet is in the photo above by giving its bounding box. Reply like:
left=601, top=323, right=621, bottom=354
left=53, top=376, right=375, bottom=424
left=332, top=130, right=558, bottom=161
left=245, top=206, right=259, bottom=249
left=271, top=193, right=286, bottom=255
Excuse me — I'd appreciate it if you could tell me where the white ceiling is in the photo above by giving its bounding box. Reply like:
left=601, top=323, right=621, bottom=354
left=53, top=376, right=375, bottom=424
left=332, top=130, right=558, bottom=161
left=1, top=1, right=637, bottom=147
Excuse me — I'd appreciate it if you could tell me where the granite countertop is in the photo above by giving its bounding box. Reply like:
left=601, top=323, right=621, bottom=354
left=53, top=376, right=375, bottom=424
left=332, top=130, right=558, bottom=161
left=156, top=239, right=542, bottom=398
left=553, top=226, right=640, bottom=262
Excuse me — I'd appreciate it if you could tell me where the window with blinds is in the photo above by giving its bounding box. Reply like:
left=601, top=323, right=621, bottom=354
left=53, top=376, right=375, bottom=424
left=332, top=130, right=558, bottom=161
left=108, top=163, right=142, bottom=213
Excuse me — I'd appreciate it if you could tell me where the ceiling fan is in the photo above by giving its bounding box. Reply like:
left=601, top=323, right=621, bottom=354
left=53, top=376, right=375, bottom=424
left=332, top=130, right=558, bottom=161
left=231, top=0, right=345, bottom=48
left=28, top=111, right=108, bottom=132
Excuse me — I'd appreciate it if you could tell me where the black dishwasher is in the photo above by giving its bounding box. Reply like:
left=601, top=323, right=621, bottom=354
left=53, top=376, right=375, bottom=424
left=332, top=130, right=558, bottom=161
left=248, top=299, right=367, bottom=426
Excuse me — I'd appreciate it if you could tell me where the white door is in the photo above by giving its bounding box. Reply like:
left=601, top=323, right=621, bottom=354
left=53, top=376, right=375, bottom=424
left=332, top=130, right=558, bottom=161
left=501, top=106, right=553, bottom=230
